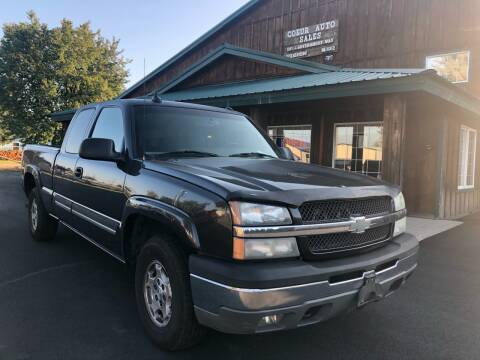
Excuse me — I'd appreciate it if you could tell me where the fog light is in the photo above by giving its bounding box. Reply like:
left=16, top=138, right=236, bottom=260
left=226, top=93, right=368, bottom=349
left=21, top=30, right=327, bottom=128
left=233, top=237, right=299, bottom=260
left=258, top=314, right=283, bottom=327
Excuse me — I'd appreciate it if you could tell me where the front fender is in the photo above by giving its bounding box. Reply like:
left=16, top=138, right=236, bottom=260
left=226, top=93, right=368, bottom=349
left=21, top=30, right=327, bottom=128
left=121, top=196, right=201, bottom=255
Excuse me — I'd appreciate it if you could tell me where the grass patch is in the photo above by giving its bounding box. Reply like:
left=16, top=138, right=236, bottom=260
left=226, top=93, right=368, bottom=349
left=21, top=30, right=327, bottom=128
left=0, top=159, right=21, bottom=171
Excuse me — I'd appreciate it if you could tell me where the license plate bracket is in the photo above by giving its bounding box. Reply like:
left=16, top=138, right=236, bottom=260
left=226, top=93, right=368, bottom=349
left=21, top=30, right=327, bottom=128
left=357, top=270, right=385, bottom=307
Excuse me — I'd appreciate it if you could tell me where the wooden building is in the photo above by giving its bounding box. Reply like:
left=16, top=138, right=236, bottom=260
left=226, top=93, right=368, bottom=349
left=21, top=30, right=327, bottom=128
left=59, top=0, right=480, bottom=219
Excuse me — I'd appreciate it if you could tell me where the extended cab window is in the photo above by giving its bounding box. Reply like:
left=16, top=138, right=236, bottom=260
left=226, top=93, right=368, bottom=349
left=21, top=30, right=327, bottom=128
left=65, top=108, right=95, bottom=154
left=91, top=107, right=124, bottom=153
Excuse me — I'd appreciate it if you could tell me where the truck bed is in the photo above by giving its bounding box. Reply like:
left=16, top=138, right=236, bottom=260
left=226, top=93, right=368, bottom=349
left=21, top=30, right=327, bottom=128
left=22, top=144, right=60, bottom=192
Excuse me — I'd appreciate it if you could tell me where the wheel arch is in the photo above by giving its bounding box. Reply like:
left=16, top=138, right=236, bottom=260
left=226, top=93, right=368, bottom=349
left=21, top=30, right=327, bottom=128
left=121, top=196, right=200, bottom=264
left=23, top=165, right=41, bottom=196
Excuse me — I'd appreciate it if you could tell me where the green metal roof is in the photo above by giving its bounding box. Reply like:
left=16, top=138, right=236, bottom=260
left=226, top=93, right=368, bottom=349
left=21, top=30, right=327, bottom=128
left=119, top=0, right=261, bottom=99
left=161, top=69, right=426, bottom=101
left=160, top=69, right=480, bottom=116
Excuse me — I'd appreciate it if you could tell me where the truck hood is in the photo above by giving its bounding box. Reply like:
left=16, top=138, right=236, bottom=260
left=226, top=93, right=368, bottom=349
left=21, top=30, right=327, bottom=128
left=143, top=157, right=398, bottom=206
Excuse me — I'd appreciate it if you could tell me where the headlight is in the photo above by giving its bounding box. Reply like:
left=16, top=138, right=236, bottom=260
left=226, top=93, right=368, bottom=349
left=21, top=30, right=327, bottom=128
left=393, top=192, right=406, bottom=211
left=229, top=202, right=292, bottom=226
left=233, top=237, right=300, bottom=260
left=393, top=192, right=406, bottom=237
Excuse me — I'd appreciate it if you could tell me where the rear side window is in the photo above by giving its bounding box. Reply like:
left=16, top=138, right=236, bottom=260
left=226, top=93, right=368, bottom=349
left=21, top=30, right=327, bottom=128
left=65, top=109, right=95, bottom=154
left=91, top=107, right=124, bottom=153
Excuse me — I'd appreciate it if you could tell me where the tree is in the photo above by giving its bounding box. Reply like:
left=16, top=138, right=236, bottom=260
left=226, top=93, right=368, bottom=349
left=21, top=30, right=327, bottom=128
left=0, top=12, right=129, bottom=143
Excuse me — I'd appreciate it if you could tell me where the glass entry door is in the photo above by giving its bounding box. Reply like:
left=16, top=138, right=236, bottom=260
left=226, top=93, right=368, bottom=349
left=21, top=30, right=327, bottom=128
left=333, top=123, right=383, bottom=178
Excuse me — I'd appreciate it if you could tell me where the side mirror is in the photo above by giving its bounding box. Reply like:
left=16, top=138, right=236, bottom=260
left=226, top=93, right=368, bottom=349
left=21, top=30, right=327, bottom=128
left=279, top=147, right=295, bottom=161
left=79, top=138, right=124, bottom=162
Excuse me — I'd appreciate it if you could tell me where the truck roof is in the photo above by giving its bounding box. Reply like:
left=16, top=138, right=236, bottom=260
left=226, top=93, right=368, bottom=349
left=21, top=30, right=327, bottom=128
left=51, top=99, right=241, bottom=123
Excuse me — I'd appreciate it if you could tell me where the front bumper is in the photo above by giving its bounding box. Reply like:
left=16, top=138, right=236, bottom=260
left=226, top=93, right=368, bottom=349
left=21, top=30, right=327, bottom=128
left=189, top=233, right=419, bottom=334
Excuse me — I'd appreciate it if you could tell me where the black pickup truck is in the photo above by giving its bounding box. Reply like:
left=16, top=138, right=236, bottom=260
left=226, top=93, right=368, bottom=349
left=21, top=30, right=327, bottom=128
left=22, top=98, right=418, bottom=350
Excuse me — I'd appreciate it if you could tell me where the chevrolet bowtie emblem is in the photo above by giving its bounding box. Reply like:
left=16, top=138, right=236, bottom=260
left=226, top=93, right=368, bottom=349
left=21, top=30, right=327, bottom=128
left=349, top=216, right=369, bottom=234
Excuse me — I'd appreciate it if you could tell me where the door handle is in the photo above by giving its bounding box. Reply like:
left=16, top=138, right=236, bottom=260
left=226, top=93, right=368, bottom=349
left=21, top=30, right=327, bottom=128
left=74, top=167, right=83, bottom=178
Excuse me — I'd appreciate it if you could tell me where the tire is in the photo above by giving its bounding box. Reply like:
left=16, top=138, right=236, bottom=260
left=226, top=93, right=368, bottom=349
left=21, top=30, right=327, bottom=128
left=28, top=189, right=58, bottom=242
left=135, top=234, right=206, bottom=351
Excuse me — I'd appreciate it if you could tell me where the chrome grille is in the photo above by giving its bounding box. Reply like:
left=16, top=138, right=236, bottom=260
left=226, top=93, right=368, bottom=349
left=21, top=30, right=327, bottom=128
left=298, top=224, right=392, bottom=259
left=299, top=197, right=392, bottom=224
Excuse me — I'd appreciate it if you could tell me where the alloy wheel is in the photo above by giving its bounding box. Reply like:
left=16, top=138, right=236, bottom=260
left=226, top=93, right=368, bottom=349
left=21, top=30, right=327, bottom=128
left=143, top=260, right=173, bottom=327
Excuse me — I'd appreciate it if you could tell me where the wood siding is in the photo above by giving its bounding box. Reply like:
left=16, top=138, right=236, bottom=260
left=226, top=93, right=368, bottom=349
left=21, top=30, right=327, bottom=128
left=127, top=0, right=480, bottom=98
left=402, top=95, right=440, bottom=217
left=173, top=55, right=303, bottom=91
left=440, top=105, right=480, bottom=219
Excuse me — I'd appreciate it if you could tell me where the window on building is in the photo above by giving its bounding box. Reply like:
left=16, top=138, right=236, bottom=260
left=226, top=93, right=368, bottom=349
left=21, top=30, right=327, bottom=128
left=426, top=51, right=470, bottom=83
left=458, top=125, right=477, bottom=189
left=91, top=107, right=124, bottom=153
left=333, top=123, right=383, bottom=178
left=268, top=125, right=311, bottom=163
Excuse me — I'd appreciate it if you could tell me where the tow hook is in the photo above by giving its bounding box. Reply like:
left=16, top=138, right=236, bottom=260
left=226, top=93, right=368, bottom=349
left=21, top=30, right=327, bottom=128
left=357, top=270, right=385, bottom=307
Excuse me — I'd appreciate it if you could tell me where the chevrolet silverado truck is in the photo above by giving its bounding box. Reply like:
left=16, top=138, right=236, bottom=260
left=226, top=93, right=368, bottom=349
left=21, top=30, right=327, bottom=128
left=22, top=98, right=419, bottom=350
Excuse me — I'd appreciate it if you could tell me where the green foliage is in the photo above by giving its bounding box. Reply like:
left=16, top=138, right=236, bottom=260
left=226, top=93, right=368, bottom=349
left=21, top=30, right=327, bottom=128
left=0, top=11, right=129, bottom=143
left=0, top=110, right=9, bottom=142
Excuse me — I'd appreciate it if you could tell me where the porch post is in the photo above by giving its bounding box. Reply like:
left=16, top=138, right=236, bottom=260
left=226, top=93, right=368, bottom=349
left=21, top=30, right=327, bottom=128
left=382, top=94, right=407, bottom=186
left=434, top=115, right=448, bottom=218
left=249, top=106, right=268, bottom=130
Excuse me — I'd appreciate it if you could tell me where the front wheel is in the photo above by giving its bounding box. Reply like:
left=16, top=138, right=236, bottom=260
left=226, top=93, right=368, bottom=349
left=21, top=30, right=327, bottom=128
left=135, top=234, right=206, bottom=351
left=28, top=189, right=58, bottom=242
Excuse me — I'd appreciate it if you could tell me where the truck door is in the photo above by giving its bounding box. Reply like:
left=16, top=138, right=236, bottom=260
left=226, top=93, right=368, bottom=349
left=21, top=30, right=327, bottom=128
left=69, top=107, right=127, bottom=256
left=53, top=108, right=96, bottom=223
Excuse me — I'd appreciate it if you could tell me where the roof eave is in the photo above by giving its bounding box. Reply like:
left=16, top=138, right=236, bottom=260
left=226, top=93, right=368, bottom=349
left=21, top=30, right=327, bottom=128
left=162, top=74, right=480, bottom=116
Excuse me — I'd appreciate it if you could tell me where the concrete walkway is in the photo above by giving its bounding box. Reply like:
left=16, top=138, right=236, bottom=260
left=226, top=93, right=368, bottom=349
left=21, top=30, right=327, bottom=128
left=407, top=216, right=462, bottom=241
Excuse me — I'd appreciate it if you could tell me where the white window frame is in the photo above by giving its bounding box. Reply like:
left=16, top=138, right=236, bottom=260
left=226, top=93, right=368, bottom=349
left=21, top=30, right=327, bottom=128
left=332, top=122, right=383, bottom=177
left=425, top=50, right=470, bottom=84
left=458, top=125, right=477, bottom=190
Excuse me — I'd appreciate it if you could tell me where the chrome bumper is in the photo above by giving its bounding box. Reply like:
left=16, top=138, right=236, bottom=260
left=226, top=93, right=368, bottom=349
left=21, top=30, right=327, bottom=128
left=190, top=233, right=419, bottom=334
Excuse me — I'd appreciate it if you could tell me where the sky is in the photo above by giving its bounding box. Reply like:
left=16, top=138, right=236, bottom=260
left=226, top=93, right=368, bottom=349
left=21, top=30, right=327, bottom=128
left=0, top=0, right=250, bottom=88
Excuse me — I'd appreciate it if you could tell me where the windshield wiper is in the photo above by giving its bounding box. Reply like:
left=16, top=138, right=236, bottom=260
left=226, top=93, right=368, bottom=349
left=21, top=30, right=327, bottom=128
left=229, top=152, right=276, bottom=159
left=145, top=150, right=219, bottom=159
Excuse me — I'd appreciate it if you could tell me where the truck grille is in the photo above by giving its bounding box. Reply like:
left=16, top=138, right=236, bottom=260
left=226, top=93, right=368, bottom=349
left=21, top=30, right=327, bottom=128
left=299, top=197, right=392, bottom=224
left=298, top=224, right=392, bottom=259
left=297, top=196, right=394, bottom=259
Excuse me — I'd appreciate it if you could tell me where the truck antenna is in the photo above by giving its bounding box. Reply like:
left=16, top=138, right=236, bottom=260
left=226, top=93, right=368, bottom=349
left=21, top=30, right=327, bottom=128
left=143, top=58, right=146, bottom=101
left=152, top=90, right=161, bottom=103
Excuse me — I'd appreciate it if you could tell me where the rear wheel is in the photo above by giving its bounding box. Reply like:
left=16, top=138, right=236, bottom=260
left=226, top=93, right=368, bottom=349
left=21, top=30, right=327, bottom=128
left=135, top=234, right=206, bottom=351
left=28, top=189, right=58, bottom=242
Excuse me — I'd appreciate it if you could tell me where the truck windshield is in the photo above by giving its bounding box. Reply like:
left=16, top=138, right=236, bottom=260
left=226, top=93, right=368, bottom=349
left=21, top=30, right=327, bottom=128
left=133, top=106, right=279, bottom=159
